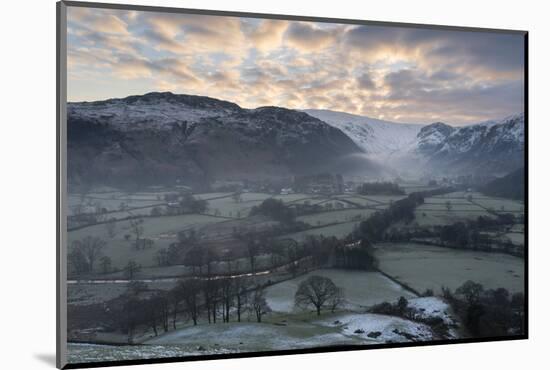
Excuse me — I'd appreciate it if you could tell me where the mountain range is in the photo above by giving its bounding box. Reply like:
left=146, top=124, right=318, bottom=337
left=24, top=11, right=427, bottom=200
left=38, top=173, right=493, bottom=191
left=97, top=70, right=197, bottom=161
left=306, top=109, right=525, bottom=177
left=68, top=92, right=368, bottom=188
left=67, top=92, right=524, bottom=188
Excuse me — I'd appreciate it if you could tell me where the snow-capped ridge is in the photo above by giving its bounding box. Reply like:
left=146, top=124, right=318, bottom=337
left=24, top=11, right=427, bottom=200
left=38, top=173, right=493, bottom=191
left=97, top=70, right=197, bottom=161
left=303, top=109, right=423, bottom=158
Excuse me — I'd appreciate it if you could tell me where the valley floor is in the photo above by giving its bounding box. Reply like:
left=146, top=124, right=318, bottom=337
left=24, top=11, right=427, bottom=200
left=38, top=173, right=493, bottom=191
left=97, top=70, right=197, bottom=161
left=66, top=186, right=525, bottom=364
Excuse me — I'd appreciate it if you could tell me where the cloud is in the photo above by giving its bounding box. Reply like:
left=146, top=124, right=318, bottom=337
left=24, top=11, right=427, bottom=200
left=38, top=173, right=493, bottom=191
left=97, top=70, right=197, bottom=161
left=93, top=14, right=129, bottom=35
left=356, top=72, right=376, bottom=90
left=141, top=28, right=186, bottom=54
left=67, top=7, right=525, bottom=125
left=285, top=22, right=337, bottom=51
left=143, top=13, right=247, bottom=56
left=246, top=19, right=288, bottom=51
left=112, top=56, right=153, bottom=79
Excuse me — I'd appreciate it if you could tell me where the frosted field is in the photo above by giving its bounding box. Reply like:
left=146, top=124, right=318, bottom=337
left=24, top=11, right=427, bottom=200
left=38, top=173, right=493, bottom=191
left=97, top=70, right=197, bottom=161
left=67, top=295, right=455, bottom=363
left=193, top=192, right=233, bottom=199
left=68, top=310, right=431, bottom=363
left=375, top=243, right=524, bottom=294
left=472, top=197, right=524, bottom=213
left=412, top=192, right=497, bottom=226
left=203, top=193, right=328, bottom=218
left=68, top=194, right=162, bottom=215
left=142, top=309, right=438, bottom=349
left=69, top=214, right=224, bottom=269
left=414, top=204, right=493, bottom=226
left=68, top=308, right=442, bottom=363
left=145, top=320, right=354, bottom=349
left=203, top=196, right=261, bottom=218
left=296, top=209, right=377, bottom=227
left=68, top=280, right=177, bottom=306
left=398, top=184, right=441, bottom=194
left=265, top=269, right=415, bottom=313
left=67, top=343, right=231, bottom=364
left=503, top=232, right=525, bottom=245
left=412, top=191, right=524, bottom=226
left=282, top=221, right=359, bottom=242
left=334, top=194, right=406, bottom=208
left=272, top=193, right=314, bottom=202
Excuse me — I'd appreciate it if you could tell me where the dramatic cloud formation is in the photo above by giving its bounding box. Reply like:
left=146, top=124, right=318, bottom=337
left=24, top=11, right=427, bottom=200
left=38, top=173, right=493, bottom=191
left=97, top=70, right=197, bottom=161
left=67, top=7, right=525, bottom=125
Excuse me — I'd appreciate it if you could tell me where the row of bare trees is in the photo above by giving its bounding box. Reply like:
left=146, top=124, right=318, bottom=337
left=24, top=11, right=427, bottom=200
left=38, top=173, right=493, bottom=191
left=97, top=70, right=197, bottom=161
left=110, top=276, right=272, bottom=343
left=113, top=275, right=345, bottom=343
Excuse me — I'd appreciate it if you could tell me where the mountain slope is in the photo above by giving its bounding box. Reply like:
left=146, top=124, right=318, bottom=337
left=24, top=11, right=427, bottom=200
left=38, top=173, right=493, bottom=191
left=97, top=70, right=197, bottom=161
left=416, top=113, right=524, bottom=175
left=481, top=167, right=525, bottom=200
left=304, top=109, right=422, bottom=158
left=67, top=92, right=365, bottom=189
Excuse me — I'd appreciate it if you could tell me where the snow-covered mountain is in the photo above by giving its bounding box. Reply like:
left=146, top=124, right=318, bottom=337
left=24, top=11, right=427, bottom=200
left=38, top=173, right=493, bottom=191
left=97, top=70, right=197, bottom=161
left=68, top=92, right=242, bottom=132
left=303, top=109, right=422, bottom=159
left=416, top=113, right=524, bottom=175
left=418, top=113, right=524, bottom=155
left=305, top=109, right=524, bottom=176
left=68, top=92, right=524, bottom=187
left=67, top=92, right=367, bottom=188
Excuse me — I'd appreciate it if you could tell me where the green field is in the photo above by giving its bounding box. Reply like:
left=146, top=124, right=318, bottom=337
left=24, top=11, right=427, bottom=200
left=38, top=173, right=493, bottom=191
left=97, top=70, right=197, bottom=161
left=265, top=269, right=415, bottom=312
left=296, top=209, right=376, bottom=227
left=281, top=221, right=359, bottom=242
left=409, top=192, right=498, bottom=226
left=414, top=205, right=493, bottom=226
left=68, top=214, right=224, bottom=269
left=68, top=194, right=162, bottom=215
left=374, top=242, right=524, bottom=294
left=471, top=197, right=524, bottom=213
left=503, top=232, right=525, bottom=245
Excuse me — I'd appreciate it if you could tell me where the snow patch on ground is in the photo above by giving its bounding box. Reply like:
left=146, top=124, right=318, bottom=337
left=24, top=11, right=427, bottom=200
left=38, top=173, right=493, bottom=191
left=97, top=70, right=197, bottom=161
left=318, top=313, right=434, bottom=343
left=407, top=297, right=454, bottom=325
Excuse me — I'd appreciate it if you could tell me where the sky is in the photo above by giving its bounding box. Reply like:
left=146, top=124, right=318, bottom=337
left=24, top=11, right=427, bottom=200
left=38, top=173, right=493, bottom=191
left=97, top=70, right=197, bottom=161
left=67, top=6, right=525, bottom=125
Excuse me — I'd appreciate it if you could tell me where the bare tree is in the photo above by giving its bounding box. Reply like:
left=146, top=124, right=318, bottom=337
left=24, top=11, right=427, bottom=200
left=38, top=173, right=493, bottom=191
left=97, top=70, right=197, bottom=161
left=184, top=246, right=204, bottom=275
left=295, top=275, right=343, bottom=316
left=170, top=282, right=187, bottom=330
left=68, top=246, right=88, bottom=276
left=118, top=281, right=148, bottom=344
left=202, top=278, right=220, bottom=324
left=123, top=260, right=141, bottom=280
left=129, top=218, right=144, bottom=248
left=329, top=287, right=345, bottom=313
left=456, top=280, right=484, bottom=305
left=99, top=256, right=112, bottom=274
left=234, top=277, right=250, bottom=322
left=250, top=286, right=271, bottom=322
left=72, top=236, right=106, bottom=273
left=105, top=219, right=117, bottom=238
left=232, top=191, right=242, bottom=203
left=181, top=279, right=202, bottom=325
left=220, top=278, right=234, bottom=322
left=70, top=203, right=85, bottom=217
left=246, top=239, right=260, bottom=274
left=155, top=248, right=169, bottom=267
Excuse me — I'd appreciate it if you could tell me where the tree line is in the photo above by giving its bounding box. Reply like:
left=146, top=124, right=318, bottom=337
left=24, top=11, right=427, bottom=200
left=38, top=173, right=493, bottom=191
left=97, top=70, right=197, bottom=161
left=357, top=182, right=405, bottom=196
left=384, top=213, right=523, bottom=257
left=107, top=277, right=271, bottom=344
left=443, top=281, right=525, bottom=337
left=104, top=273, right=346, bottom=343
left=356, top=187, right=455, bottom=242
